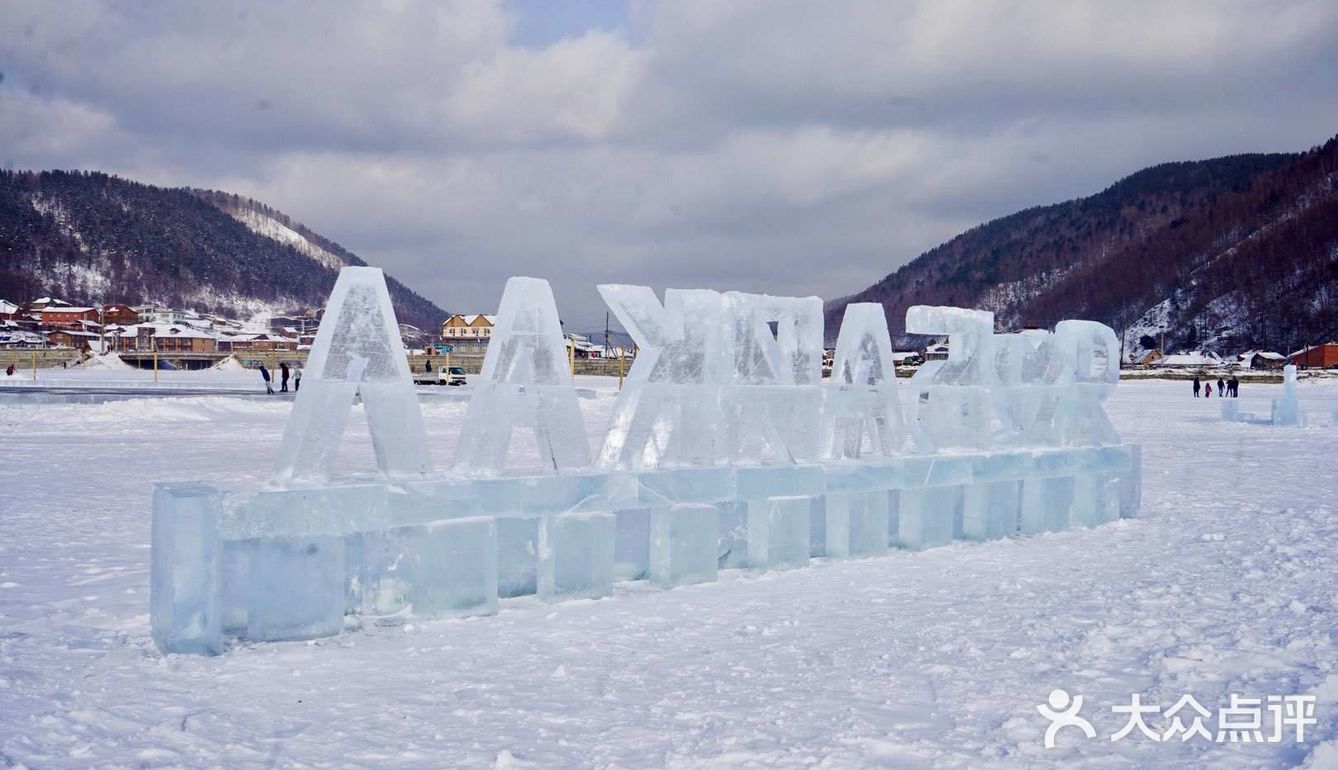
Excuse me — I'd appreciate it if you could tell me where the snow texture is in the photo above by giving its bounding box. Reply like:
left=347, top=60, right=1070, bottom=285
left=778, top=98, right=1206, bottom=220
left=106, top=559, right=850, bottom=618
left=2, top=379, right=1338, bottom=766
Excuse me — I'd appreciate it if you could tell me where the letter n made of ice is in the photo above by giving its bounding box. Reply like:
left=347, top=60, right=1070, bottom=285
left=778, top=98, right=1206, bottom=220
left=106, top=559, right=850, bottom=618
left=274, top=266, right=432, bottom=482
left=453, top=277, right=591, bottom=474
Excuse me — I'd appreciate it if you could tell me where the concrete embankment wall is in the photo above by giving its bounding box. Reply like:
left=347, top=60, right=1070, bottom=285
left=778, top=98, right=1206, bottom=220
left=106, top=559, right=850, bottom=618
left=0, top=349, right=83, bottom=371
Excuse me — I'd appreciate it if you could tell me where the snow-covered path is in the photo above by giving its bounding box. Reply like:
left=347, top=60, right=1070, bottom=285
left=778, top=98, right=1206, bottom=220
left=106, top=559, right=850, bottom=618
left=2, top=380, right=1337, bottom=768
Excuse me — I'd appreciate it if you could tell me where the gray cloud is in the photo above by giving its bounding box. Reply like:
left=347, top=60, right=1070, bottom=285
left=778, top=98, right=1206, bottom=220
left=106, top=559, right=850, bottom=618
left=2, top=0, right=1337, bottom=329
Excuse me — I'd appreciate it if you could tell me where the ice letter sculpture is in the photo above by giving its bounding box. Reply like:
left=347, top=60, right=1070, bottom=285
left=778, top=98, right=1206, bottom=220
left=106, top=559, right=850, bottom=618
left=150, top=270, right=1143, bottom=655
left=821, top=303, right=907, bottom=459
left=1271, top=364, right=1301, bottom=427
left=1222, top=363, right=1304, bottom=426
left=597, top=285, right=726, bottom=469
left=719, top=292, right=824, bottom=464
left=455, top=276, right=591, bottom=474
left=275, top=266, right=431, bottom=481
left=906, top=306, right=995, bottom=450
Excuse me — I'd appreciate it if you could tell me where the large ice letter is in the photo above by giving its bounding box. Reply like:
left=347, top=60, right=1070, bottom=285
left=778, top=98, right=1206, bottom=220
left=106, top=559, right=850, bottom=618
left=274, top=267, right=431, bottom=482
left=821, top=303, right=907, bottom=458
left=719, top=292, right=824, bottom=464
left=905, top=306, right=995, bottom=450
left=454, top=277, right=591, bottom=474
left=991, top=329, right=1065, bottom=447
left=1053, top=320, right=1120, bottom=445
left=597, top=285, right=726, bottom=469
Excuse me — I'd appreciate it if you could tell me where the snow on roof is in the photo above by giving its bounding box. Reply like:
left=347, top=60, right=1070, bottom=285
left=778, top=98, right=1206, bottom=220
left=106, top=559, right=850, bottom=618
left=1289, top=342, right=1338, bottom=356
left=0, top=330, right=45, bottom=345
left=39, top=306, right=96, bottom=314
left=1131, top=349, right=1162, bottom=364
left=0, top=300, right=18, bottom=314
left=222, top=332, right=295, bottom=342
left=1238, top=350, right=1285, bottom=360
left=104, top=323, right=218, bottom=339
left=155, top=325, right=216, bottom=339
left=1152, top=352, right=1223, bottom=367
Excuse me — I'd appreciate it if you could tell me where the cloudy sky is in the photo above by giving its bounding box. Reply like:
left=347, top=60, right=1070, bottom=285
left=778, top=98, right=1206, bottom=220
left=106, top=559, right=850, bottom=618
left=3, top=0, right=1337, bottom=329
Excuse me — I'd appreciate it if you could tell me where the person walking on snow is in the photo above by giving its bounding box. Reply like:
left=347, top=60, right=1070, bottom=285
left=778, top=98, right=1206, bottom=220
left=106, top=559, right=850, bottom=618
left=1217, top=377, right=1225, bottom=397
left=1192, top=376, right=1201, bottom=398
left=280, top=362, right=290, bottom=393
left=1230, top=375, right=1239, bottom=397
left=293, top=362, right=302, bottom=392
left=259, top=363, right=274, bottom=394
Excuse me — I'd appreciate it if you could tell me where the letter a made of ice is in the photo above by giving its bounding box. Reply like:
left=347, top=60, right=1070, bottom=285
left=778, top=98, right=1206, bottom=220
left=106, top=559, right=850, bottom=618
left=821, top=303, right=907, bottom=458
left=453, top=276, right=591, bottom=474
left=274, top=266, right=433, bottom=482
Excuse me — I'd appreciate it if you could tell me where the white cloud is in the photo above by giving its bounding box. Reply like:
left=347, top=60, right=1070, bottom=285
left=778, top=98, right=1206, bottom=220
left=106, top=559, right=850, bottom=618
left=1, top=0, right=1336, bottom=328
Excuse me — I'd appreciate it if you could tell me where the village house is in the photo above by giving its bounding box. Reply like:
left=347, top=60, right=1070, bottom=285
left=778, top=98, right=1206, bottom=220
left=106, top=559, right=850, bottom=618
left=565, top=332, right=598, bottom=358
left=101, top=304, right=140, bottom=325
left=0, top=299, right=19, bottom=320
left=38, top=306, right=101, bottom=329
left=441, top=313, right=495, bottom=341
left=218, top=332, right=298, bottom=352
left=149, top=324, right=218, bottom=353
left=1129, top=349, right=1164, bottom=368
left=146, top=308, right=186, bottom=325
left=45, top=329, right=101, bottom=351
left=1291, top=342, right=1338, bottom=369
left=25, top=297, right=72, bottom=312
left=103, top=324, right=218, bottom=353
left=0, top=329, right=46, bottom=348
left=1152, top=351, right=1223, bottom=369
left=1236, top=350, right=1287, bottom=370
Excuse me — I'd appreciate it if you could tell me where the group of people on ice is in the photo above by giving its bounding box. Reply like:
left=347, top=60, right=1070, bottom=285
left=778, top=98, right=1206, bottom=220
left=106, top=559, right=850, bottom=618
left=1192, top=375, right=1239, bottom=398
left=258, top=361, right=300, bottom=394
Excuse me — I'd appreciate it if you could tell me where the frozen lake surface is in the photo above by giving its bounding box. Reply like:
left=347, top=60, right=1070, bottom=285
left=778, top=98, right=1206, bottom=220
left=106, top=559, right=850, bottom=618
left=1, top=378, right=1337, bottom=768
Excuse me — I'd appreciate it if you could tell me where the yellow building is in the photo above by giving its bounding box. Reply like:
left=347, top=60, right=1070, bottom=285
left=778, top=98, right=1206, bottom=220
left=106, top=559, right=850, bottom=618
left=440, top=313, right=496, bottom=341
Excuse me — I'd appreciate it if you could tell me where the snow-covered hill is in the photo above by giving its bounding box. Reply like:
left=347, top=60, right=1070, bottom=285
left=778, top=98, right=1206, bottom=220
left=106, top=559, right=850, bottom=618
left=0, top=170, right=446, bottom=330
left=830, top=135, right=1338, bottom=355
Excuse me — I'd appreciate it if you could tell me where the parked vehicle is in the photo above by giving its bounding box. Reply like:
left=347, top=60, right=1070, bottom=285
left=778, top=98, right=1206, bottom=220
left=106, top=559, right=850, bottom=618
left=447, top=366, right=466, bottom=386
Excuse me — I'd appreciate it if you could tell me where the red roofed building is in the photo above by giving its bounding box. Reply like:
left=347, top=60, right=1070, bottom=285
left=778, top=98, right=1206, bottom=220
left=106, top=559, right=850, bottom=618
left=1291, top=343, right=1338, bottom=369
left=101, top=304, right=139, bottom=325
left=40, top=307, right=100, bottom=329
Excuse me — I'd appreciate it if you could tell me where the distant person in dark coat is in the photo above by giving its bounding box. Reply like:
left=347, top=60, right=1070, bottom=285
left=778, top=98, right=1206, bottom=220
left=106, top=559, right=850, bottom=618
left=1230, top=376, right=1240, bottom=397
left=425, top=358, right=432, bottom=373
left=1205, top=380, right=1212, bottom=398
left=1192, top=376, right=1201, bottom=398
left=259, top=364, right=274, bottom=394
left=5, top=363, right=13, bottom=377
left=280, top=362, right=290, bottom=393
left=1217, top=377, right=1225, bottom=397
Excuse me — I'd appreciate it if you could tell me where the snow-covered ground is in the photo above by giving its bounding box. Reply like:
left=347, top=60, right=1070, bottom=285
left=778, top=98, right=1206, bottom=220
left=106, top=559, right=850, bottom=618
left=2, top=379, right=1337, bottom=768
